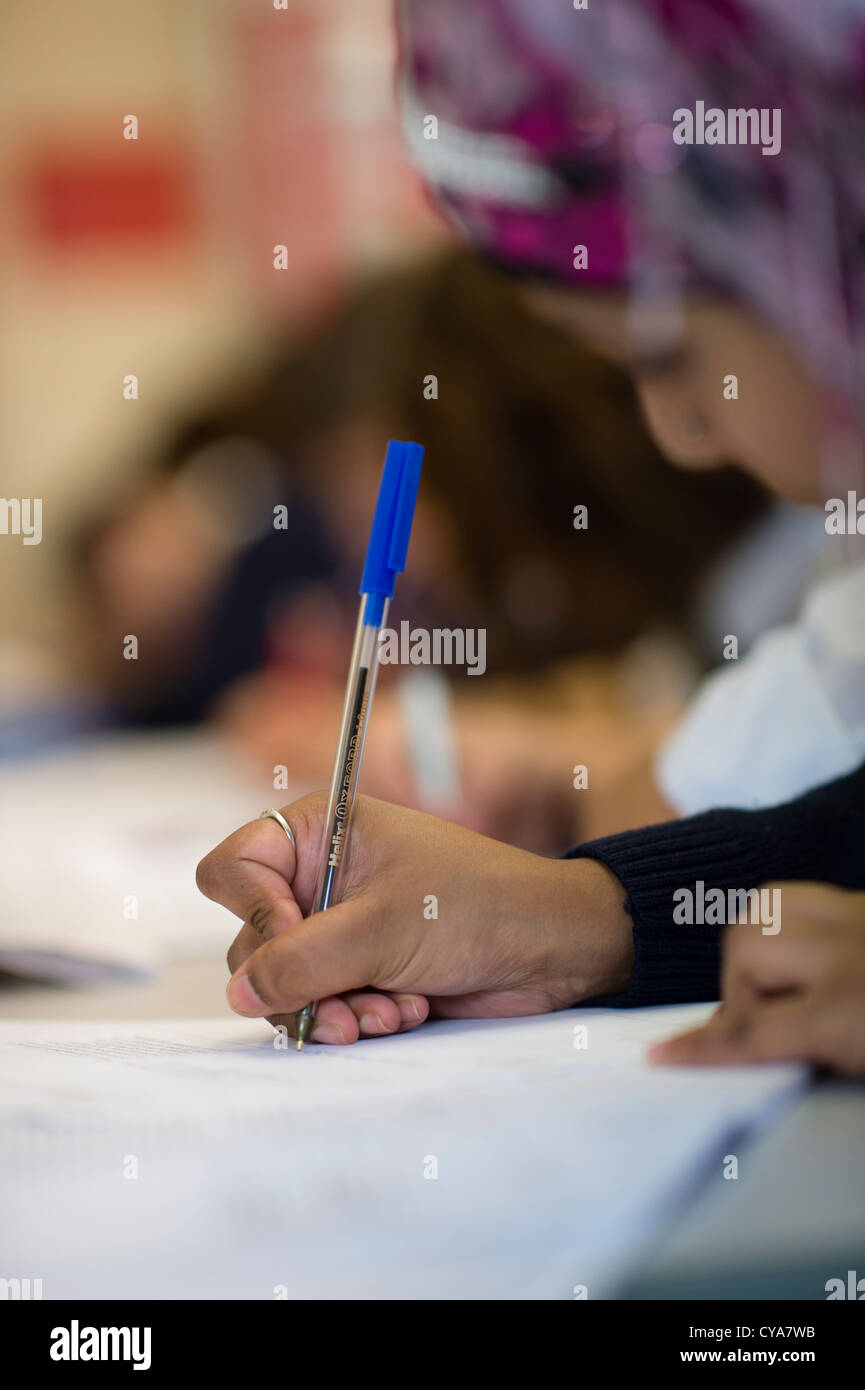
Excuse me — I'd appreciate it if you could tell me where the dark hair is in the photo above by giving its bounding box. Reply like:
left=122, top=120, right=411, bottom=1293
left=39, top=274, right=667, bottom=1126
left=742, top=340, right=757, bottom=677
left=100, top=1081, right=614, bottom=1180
left=161, top=248, right=767, bottom=674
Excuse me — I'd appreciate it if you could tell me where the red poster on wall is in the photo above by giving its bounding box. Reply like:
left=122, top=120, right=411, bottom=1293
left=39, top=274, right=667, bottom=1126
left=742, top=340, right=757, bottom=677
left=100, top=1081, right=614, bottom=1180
left=20, top=141, right=198, bottom=254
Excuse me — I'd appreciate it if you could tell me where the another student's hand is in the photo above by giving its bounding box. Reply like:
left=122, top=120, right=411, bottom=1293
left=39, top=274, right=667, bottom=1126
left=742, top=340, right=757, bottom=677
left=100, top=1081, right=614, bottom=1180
left=196, top=794, right=634, bottom=1043
left=217, top=675, right=578, bottom=851
left=218, top=670, right=660, bottom=854
left=650, top=884, right=865, bottom=1077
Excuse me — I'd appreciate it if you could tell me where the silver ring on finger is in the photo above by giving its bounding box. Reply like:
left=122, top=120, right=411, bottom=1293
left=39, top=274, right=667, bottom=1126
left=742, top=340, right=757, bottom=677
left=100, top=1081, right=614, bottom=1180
left=259, top=808, right=296, bottom=851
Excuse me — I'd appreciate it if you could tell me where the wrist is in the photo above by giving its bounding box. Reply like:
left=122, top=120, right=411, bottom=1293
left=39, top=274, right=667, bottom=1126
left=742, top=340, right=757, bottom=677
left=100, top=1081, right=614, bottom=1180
left=545, top=855, right=635, bottom=1005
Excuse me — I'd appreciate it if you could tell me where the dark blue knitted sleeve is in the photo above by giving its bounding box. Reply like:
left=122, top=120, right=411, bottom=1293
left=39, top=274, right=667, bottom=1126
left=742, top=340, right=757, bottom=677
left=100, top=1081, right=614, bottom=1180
left=564, top=760, right=865, bottom=1007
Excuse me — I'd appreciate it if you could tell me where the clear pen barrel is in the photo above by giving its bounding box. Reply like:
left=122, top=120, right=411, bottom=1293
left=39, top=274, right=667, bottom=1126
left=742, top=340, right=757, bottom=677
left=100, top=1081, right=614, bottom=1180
left=312, top=596, right=387, bottom=914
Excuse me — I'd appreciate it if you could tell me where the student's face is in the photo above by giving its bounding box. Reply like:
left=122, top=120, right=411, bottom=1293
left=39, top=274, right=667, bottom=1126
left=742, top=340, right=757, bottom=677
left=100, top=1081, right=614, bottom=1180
left=524, top=287, right=822, bottom=504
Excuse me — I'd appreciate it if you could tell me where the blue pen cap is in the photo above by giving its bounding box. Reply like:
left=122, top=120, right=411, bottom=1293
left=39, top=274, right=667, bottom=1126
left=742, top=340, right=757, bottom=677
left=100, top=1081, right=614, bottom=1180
left=360, top=440, right=424, bottom=624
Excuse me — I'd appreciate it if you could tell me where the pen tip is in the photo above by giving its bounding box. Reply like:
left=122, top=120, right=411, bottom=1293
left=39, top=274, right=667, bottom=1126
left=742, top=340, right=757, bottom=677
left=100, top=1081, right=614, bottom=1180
left=296, top=1038, right=304, bottom=1051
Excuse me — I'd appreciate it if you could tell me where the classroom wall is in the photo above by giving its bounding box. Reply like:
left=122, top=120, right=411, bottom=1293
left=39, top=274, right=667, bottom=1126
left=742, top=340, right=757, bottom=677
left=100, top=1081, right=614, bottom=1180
left=0, top=0, right=439, bottom=656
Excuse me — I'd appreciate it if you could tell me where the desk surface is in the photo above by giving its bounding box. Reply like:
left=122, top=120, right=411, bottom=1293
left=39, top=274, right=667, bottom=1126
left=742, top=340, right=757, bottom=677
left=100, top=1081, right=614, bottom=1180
left=4, top=961, right=864, bottom=1300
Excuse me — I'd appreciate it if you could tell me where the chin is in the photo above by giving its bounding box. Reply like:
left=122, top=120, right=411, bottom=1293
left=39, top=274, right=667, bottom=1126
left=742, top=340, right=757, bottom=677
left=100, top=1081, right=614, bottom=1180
left=665, top=449, right=727, bottom=472
left=752, top=464, right=821, bottom=505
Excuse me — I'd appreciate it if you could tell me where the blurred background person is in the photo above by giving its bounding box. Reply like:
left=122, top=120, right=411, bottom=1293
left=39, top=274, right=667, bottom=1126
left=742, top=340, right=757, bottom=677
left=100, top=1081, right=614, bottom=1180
left=397, top=0, right=865, bottom=834
left=70, top=248, right=777, bottom=851
left=0, top=0, right=437, bottom=752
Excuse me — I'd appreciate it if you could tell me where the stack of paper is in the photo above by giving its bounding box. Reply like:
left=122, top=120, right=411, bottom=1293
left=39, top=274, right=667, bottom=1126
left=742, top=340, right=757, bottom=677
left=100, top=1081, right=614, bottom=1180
left=0, top=1006, right=804, bottom=1299
left=0, top=732, right=291, bottom=982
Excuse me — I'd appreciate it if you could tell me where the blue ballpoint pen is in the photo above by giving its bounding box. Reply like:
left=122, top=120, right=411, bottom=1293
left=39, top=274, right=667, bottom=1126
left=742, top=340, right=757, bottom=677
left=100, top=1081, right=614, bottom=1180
left=294, top=439, right=424, bottom=1049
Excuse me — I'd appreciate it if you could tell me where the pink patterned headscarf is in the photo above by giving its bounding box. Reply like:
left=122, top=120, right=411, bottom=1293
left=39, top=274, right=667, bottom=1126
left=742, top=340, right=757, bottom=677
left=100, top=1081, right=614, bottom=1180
left=398, top=0, right=865, bottom=403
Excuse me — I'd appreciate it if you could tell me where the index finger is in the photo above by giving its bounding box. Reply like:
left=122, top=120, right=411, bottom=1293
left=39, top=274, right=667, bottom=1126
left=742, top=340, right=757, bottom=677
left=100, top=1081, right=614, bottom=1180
left=196, top=813, right=303, bottom=937
left=649, top=995, right=809, bottom=1066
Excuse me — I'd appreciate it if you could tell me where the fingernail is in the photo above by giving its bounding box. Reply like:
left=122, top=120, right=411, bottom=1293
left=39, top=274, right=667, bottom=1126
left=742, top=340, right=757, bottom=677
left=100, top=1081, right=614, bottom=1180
left=227, top=973, right=268, bottom=1016
left=311, top=1022, right=346, bottom=1045
left=392, top=993, right=424, bottom=1021
left=360, top=1011, right=393, bottom=1034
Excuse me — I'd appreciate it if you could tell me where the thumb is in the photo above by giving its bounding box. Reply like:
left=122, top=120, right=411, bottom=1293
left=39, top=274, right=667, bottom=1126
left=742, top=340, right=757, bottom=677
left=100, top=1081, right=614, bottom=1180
left=227, top=897, right=381, bottom=1017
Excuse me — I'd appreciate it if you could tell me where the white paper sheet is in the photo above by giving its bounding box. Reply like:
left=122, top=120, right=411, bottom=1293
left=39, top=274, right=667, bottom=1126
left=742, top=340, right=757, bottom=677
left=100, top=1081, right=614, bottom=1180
left=0, top=1006, right=805, bottom=1299
left=0, top=732, right=293, bottom=982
